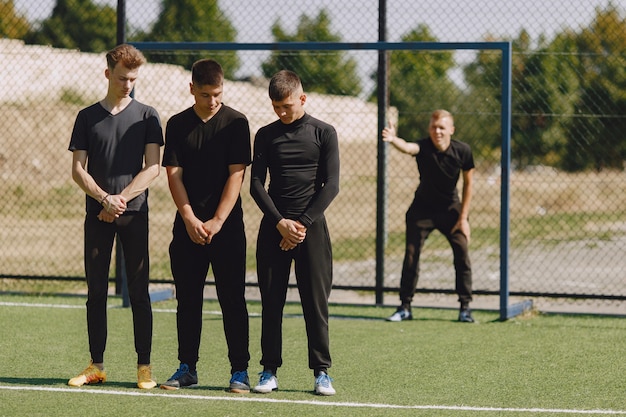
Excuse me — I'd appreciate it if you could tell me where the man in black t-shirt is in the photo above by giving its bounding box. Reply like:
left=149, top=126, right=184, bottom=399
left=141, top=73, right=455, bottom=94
left=250, top=70, right=340, bottom=396
left=68, top=44, right=163, bottom=389
left=382, top=109, right=476, bottom=323
left=160, top=59, right=251, bottom=393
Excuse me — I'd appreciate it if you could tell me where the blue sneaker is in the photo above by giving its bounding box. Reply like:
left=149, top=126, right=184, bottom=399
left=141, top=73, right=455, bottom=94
left=253, top=370, right=278, bottom=393
left=229, top=370, right=250, bottom=393
left=160, top=363, right=198, bottom=390
left=314, top=371, right=336, bottom=396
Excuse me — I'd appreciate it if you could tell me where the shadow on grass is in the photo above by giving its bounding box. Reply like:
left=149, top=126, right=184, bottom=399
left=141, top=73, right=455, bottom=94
left=0, top=377, right=316, bottom=396
left=0, top=377, right=156, bottom=390
left=0, top=377, right=70, bottom=386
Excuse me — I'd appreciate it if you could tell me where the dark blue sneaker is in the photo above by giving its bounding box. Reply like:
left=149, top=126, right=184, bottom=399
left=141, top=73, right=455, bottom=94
left=160, top=363, right=198, bottom=390
left=458, top=308, right=475, bottom=323
left=229, top=370, right=250, bottom=393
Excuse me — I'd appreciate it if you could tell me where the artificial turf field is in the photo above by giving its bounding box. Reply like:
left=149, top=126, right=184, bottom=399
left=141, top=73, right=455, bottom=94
left=0, top=293, right=625, bottom=417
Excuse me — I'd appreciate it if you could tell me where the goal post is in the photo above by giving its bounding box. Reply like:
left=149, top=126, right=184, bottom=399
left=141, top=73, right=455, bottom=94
left=130, top=40, right=531, bottom=320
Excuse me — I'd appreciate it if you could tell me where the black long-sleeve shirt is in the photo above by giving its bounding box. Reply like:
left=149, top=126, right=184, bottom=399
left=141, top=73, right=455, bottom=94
left=250, top=113, right=340, bottom=228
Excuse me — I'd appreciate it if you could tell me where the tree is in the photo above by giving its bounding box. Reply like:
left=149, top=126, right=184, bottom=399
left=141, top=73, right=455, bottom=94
left=373, top=25, right=458, bottom=143
left=0, top=0, right=30, bottom=39
left=460, top=34, right=505, bottom=161
left=261, top=9, right=361, bottom=96
left=135, top=0, right=239, bottom=77
left=463, top=30, right=580, bottom=169
left=514, top=31, right=580, bottom=168
left=562, top=4, right=626, bottom=171
left=23, top=0, right=116, bottom=52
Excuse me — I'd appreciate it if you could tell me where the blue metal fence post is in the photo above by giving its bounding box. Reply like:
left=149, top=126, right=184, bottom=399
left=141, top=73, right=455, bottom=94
left=499, top=42, right=533, bottom=320
left=499, top=42, right=512, bottom=320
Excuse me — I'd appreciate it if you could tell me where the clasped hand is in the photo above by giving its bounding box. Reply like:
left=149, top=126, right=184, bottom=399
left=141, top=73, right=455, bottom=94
left=277, top=218, right=307, bottom=251
left=185, top=217, right=224, bottom=245
left=97, top=194, right=127, bottom=223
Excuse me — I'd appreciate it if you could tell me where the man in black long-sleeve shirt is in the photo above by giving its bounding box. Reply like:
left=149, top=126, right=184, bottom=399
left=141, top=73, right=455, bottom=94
left=250, top=70, right=340, bottom=396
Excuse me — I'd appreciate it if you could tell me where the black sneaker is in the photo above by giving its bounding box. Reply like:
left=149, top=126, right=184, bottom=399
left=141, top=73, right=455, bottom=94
left=160, top=363, right=198, bottom=390
left=458, top=308, right=475, bottom=323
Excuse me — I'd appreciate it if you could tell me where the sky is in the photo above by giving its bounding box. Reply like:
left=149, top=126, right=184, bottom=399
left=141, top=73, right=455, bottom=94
left=15, top=0, right=615, bottom=43
left=14, top=0, right=617, bottom=92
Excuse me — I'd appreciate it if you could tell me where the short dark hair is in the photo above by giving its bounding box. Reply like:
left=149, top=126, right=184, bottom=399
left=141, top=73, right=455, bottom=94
left=106, top=44, right=146, bottom=70
left=268, top=70, right=303, bottom=101
left=191, top=59, right=224, bottom=86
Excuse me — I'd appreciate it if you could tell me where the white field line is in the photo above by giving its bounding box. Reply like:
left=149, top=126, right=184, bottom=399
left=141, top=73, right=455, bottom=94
left=0, top=301, right=294, bottom=318
left=0, top=301, right=335, bottom=319
left=0, top=301, right=220, bottom=315
left=0, top=301, right=85, bottom=309
left=0, top=385, right=625, bottom=414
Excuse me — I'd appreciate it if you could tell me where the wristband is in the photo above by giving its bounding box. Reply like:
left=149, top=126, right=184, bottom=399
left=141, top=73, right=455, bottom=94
left=99, top=194, right=109, bottom=205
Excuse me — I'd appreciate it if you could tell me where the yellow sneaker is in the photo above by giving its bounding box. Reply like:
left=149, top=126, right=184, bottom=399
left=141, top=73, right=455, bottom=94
left=137, top=365, right=157, bottom=389
left=68, top=362, right=106, bottom=387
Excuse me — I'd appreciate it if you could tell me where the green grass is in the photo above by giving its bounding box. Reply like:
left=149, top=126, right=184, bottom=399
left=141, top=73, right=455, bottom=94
left=1, top=293, right=625, bottom=416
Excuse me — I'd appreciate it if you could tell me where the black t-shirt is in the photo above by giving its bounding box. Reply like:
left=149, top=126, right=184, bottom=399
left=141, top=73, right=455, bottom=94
left=412, top=137, right=474, bottom=211
left=68, top=99, right=164, bottom=213
left=162, top=104, right=251, bottom=221
left=250, top=113, right=340, bottom=228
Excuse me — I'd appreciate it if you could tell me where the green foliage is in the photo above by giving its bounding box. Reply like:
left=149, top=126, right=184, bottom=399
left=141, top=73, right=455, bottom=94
left=59, top=88, right=89, bottom=106
left=0, top=0, right=30, bottom=38
left=12, top=185, right=24, bottom=197
left=463, top=5, right=626, bottom=172
left=23, top=0, right=116, bottom=52
left=374, top=25, right=459, bottom=142
left=462, top=30, right=572, bottom=169
left=134, top=0, right=239, bottom=76
left=261, top=9, right=362, bottom=96
left=510, top=31, right=581, bottom=168
left=459, top=39, right=504, bottom=159
left=562, top=4, right=626, bottom=171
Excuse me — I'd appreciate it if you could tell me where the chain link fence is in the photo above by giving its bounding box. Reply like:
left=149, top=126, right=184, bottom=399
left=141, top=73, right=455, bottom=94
left=2, top=0, right=625, bottom=315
